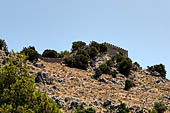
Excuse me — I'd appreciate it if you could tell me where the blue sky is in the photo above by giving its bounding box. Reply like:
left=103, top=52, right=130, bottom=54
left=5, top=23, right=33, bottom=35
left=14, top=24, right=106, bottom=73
left=0, top=0, right=169, bottom=79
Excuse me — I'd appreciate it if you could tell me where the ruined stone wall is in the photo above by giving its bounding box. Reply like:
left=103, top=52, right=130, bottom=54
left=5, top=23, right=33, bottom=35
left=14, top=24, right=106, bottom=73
left=39, top=56, right=64, bottom=63
left=104, top=42, right=128, bottom=57
left=40, top=43, right=128, bottom=63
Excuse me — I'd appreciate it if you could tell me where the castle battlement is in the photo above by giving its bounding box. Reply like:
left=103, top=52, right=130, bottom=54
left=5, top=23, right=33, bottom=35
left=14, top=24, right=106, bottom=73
left=103, top=42, right=128, bottom=57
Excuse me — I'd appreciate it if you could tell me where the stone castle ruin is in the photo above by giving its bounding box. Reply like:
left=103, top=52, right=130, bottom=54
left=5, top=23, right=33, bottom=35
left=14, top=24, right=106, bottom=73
left=104, top=42, right=128, bottom=57
left=40, top=42, right=128, bottom=63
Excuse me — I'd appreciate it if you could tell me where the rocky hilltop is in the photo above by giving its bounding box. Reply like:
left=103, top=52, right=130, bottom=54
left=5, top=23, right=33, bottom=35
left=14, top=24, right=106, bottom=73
left=0, top=40, right=169, bottom=113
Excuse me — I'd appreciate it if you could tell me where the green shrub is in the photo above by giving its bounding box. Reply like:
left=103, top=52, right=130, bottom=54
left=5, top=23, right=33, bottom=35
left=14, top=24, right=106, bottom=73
left=99, top=44, right=107, bottom=53
left=115, top=54, right=124, bottom=64
left=58, top=50, right=70, bottom=58
left=124, top=80, right=135, bottom=90
left=95, top=68, right=103, bottom=78
left=154, top=102, right=166, bottom=113
left=21, top=46, right=39, bottom=62
left=74, top=54, right=89, bottom=70
left=64, top=57, right=74, bottom=67
left=116, top=103, right=130, bottom=113
left=74, top=108, right=95, bottom=113
left=99, top=64, right=111, bottom=74
left=0, top=39, right=7, bottom=50
left=106, top=60, right=114, bottom=67
left=117, top=57, right=132, bottom=77
left=42, top=49, right=58, bottom=58
left=64, top=54, right=89, bottom=70
left=0, top=54, right=61, bottom=113
left=89, top=41, right=100, bottom=50
left=148, top=64, right=166, bottom=78
left=77, top=49, right=89, bottom=58
left=88, top=47, right=98, bottom=58
left=72, top=41, right=86, bottom=51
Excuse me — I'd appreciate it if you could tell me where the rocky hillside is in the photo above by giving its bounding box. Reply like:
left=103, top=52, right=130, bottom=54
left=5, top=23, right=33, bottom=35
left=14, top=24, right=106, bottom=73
left=29, top=58, right=170, bottom=113
left=0, top=40, right=169, bottom=113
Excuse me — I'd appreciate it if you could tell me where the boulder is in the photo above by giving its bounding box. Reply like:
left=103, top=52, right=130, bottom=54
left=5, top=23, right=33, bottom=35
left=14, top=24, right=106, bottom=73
left=35, top=71, right=53, bottom=85
left=33, top=62, right=43, bottom=68
left=52, top=86, right=59, bottom=90
left=103, top=99, right=112, bottom=107
left=151, top=71, right=160, bottom=77
left=0, top=50, right=6, bottom=56
left=69, top=101, right=78, bottom=109
left=57, top=79, right=65, bottom=84
left=65, top=96, right=70, bottom=102
left=98, top=78, right=107, bottom=83
left=52, top=96, right=65, bottom=107
left=110, top=105, right=115, bottom=111
left=46, top=78, right=53, bottom=85
left=94, top=100, right=101, bottom=106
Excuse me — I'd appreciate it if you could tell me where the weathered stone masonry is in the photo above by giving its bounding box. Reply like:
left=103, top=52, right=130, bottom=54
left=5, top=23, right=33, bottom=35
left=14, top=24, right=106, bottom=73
left=104, top=42, right=128, bottom=57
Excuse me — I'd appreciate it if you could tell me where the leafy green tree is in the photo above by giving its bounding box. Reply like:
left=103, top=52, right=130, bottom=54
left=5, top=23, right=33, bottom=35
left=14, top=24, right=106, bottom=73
left=72, top=41, right=86, bottom=51
left=0, top=54, right=61, bottom=113
left=21, top=46, right=39, bottom=62
left=42, top=49, right=58, bottom=58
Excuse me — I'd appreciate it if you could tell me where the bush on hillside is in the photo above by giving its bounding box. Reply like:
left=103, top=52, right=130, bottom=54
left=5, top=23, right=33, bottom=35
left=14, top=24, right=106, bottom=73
left=74, top=108, right=95, bottom=113
left=58, top=50, right=70, bottom=58
left=154, top=102, right=166, bottom=113
left=106, top=60, right=114, bottom=67
left=88, top=46, right=98, bottom=58
left=0, top=39, right=7, bottom=50
left=0, top=54, right=61, bottom=113
left=124, top=80, right=135, bottom=90
left=147, top=64, right=166, bottom=78
left=114, top=54, right=124, bottom=64
left=99, top=43, right=107, bottom=53
left=74, top=54, right=89, bottom=69
left=77, top=49, right=89, bottom=58
left=89, top=41, right=100, bottom=50
left=116, top=103, right=130, bottom=113
left=117, top=57, right=132, bottom=77
left=42, top=49, right=58, bottom=58
left=95, top=68, right=103, bottom=78
left=99, top=63, right=111, bottom=74
left=64, top=54, right=89, bottom=70
left=21, top=46, right=39, bottom=62
left=72, top=41, right=86, bottom=51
